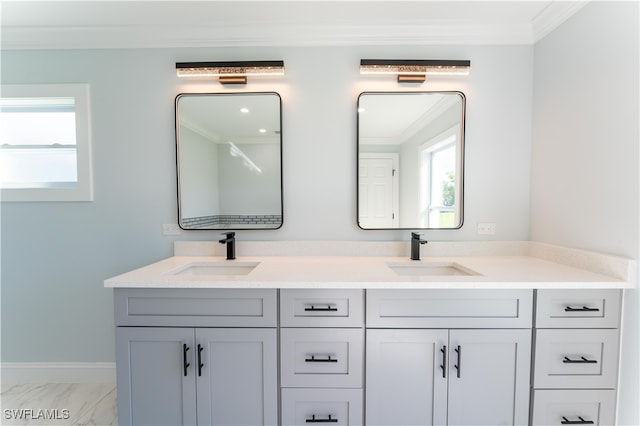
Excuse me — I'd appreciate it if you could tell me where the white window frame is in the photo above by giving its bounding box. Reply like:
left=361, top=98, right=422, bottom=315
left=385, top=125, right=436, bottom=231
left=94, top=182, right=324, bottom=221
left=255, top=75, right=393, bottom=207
left=1, top=83, right=93, bottom=202
left=419, top=125, right=460, bottom=228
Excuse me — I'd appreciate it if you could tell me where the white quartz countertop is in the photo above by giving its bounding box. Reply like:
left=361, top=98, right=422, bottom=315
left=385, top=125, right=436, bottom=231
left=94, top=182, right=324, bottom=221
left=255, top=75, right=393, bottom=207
left=104, top=252, right=632, bottom=290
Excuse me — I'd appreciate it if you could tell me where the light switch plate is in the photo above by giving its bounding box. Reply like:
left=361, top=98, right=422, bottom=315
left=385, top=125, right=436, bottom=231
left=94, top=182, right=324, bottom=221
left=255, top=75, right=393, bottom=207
left=477, top=223, right=496, bottom=235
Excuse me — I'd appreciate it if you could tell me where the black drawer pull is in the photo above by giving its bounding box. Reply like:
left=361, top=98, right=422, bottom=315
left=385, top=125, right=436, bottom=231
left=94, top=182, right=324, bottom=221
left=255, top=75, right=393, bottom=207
left=563, top=356, right=597, bottom=364
left=565, top=306, right=600, bottom=312
left=183, top=344, right=190, bottom=377
left=305, top=355, right=338, bottom=363
left=454, top=345, right=461, bottom=378
left=305, top=305, right=338, bottom=312
left=306, top=415, right=338, bottom=423
left=561, top=416, right=594, bottom=424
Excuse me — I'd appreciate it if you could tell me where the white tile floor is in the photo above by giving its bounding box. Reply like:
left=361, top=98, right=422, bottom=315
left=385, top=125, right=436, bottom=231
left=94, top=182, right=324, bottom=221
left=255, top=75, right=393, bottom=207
left=0, top=383, right=117, bottom=426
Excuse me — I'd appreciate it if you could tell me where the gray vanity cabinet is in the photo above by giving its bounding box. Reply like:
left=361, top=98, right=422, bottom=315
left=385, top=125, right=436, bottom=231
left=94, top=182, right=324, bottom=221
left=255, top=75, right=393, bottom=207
left=114, top=289, right=278, bottom=426
left=279, top=289, right=364, bottom=426
left=366, top=290, right=533, bottom=426
left=531, top=289, right=621, bottom=426
left=366, top=328, right=531, bottom=426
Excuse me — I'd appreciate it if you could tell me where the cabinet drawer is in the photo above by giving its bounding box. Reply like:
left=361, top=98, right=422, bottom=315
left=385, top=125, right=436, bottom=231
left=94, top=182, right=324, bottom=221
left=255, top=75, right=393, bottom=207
left=536, top=289, right=621, bottom=328
left=114, top=288, right=277, bottom=327
left=280, top=289, right=364, bottom=327
left=534, top=329, right=619, bottom=389
left=281, top=328, right=363, bottom=388
left=366, top=289, right=533, bottom=328
left=281, top=388, right=362, bottom=426
left=532, top=389, right=616, bottom=426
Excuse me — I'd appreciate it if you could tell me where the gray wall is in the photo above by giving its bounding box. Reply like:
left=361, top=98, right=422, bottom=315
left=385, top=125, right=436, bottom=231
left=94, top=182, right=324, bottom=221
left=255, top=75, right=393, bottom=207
left=1, top=44, right=533, bottom=363
left=530, top=2, right=639, bottom=424
left=179, top=126, right=220, bottom=218
left=217, top=143, right=281, bottom=215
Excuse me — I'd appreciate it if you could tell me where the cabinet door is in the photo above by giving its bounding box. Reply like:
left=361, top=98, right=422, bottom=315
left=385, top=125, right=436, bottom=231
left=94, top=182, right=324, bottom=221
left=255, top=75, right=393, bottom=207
left=366, top=329, right=448, bottom=425
left=115, top=327, right=197, bottom=426
left=196, top=328, right=278, bottom=426
left=447, top=329, right=531, bottom=426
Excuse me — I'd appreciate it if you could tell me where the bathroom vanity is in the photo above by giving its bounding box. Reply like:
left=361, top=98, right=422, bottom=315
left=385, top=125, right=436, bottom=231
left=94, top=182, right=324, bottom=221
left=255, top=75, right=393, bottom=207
left=105, top=241, right=633, bottom=426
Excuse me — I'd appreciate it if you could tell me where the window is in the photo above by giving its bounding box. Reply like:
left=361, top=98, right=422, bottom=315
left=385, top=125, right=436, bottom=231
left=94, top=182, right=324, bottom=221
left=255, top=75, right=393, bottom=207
left=419, top=127, right=459, bottom=228
left=1, top=84, right=93, bottom=201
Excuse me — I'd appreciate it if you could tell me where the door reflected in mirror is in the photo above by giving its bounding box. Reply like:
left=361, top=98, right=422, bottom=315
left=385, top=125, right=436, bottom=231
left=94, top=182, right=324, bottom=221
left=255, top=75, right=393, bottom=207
left=357, top=91, right=465, bottom=229
left=176, top=92, right=282, bottom=229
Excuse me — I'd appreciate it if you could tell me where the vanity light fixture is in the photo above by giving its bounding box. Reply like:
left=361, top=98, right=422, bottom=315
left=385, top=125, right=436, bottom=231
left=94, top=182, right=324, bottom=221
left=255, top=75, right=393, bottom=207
left=360, top=59, right=470, bottom=83
left=176, top=60, right=285, bottom=85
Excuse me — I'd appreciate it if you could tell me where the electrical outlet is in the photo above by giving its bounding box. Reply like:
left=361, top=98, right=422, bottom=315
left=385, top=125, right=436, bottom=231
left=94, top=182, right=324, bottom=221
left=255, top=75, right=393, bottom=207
left=162, top=223, right=181, bottom=236
left=477, top=223, right=496, bottom=235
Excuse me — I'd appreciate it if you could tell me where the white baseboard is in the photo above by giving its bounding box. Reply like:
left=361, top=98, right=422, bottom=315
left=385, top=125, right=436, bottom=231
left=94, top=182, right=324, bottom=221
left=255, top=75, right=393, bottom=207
left=1, top=362, right=116, bottom=383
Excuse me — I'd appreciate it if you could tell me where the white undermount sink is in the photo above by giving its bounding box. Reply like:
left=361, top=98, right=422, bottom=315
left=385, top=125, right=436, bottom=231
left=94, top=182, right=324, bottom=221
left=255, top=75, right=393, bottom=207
left=170, top=261, right=260, bottom=276
left=386, top=261, right=480, bottom=277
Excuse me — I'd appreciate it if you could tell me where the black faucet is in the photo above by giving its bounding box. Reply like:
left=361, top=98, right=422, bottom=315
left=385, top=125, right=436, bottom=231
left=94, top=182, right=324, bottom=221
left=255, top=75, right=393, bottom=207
left=411, top=232, right=428, bottom=260
left=219, top=232, right=236, bottom=260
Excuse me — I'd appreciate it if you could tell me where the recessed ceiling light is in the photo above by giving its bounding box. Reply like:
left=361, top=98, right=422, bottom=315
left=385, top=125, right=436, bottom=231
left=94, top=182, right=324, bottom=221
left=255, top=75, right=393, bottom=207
left=240, top=107, right=250, bottom=114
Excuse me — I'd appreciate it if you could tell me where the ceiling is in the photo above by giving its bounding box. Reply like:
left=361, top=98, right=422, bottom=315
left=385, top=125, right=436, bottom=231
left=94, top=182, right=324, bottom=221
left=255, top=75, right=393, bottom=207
left=0, top=1, right=589, bottom=49
left=359, top=92, right=459, bottom=146
left=179, top=93, right=281, bottom=145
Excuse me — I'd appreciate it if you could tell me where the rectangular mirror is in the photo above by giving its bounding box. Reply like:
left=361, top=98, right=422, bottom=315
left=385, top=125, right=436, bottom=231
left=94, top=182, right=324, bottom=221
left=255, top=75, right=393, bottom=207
left=357, top=91, right=465, bottom=229
left=176, top=92, right=282, bottom=229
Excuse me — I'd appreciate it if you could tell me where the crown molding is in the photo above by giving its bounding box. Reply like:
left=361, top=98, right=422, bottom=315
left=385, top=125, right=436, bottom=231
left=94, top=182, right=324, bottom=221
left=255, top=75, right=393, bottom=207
left=0, top=1, right=589, bottom=50
left=180, top=116, right=222, bottom=144
left=532, top=1, right=589, bottom=43
left=1, top=22, right=536, bottom=50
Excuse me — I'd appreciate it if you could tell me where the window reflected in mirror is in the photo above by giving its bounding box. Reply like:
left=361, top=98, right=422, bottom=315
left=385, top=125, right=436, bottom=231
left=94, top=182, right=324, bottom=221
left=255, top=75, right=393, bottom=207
left=357, top=91, right=465, bottom=229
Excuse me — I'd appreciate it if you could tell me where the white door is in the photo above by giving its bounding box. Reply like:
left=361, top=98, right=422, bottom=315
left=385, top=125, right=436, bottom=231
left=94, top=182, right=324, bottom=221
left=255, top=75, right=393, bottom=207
left=358, top=154, right=398, bottom=228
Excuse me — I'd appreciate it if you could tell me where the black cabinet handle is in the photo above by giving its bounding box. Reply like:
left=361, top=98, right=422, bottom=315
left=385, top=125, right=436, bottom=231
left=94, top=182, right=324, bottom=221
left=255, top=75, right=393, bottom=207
left=304, top=305, right=338, bottom=312
left=197, top=344, right=204, bottom=377
left=563, top=356, right=597, bottom=364
left=454, top=345, right=461, bottom=378
left=306, top=415, right=338, bottom=423
left=561, top=416, right=594, bottom=424
left=305, top=355, right=338, bottom=363
left=440, top=345, right=447, bottom=378
left=183, top=344, right=190, bottom=377
left=565, top=306, right=600, bottom=312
